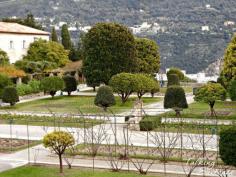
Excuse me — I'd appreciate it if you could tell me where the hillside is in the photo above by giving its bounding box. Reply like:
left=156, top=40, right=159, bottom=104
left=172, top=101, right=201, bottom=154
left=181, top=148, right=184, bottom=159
left=0, top=0, right=235, bottom=73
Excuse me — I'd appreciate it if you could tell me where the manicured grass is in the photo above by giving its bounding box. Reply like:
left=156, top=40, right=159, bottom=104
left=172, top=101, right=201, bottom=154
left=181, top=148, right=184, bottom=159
left=0, top=96, right=161, bottom=114
left=82, top=86, right=193, bottom=94
left=0, top=166, right=161, bottom=177
left=154, top=123, right=233, bottom=134
left=159, top=86, right=193, bottom=94
left=0, top=114, right=104, bottom=127
left=161, top=101, right=236, bottom=120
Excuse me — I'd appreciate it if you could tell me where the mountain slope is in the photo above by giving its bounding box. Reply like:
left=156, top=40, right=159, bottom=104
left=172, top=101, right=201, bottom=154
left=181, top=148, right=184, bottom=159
left=0, top=0, right=235, bottom=73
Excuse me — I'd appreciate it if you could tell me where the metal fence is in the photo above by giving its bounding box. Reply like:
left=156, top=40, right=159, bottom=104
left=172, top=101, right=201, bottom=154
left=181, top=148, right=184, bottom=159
left=0, top=108, right=235, bottom=177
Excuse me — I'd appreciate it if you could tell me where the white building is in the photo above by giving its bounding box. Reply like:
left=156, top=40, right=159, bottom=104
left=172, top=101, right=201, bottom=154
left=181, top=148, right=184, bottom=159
left=201, top=26, right=210, bottom=31
left=0, top=22, right=50, bottom=63
left=224, top=21, right=235, bottom=27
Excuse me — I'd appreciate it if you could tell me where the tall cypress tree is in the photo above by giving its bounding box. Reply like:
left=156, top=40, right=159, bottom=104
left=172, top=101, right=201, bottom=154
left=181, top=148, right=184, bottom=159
left=61, top=24, right=72, bottom=50
left=51, top=27, right=58, bottom=42
left=222, top=35, right=236, bottom=86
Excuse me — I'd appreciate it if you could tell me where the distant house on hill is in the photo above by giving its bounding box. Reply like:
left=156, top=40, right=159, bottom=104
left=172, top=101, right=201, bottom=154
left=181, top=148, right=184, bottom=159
left=0, top=22, right=50, bottom=63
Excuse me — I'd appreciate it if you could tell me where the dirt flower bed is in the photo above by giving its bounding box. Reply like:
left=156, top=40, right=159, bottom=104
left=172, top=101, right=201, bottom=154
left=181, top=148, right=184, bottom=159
left=68, top=144, right=217, bottom=162
left=0, top=138, right=39, bottom=153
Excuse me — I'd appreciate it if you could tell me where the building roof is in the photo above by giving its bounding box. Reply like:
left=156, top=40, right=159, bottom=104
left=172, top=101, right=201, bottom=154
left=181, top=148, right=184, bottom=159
left=0, top=22, right=50, bottom=35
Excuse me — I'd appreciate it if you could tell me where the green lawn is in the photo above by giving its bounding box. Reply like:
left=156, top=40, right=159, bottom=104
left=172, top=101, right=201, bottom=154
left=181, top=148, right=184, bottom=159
left=160, top=86, right=193, bottom=94
left=82, top=86, right=193, bottom=94
left=162, top=101, right=236, bottom=120
left=0, top=114, right=103, bottom=127
left=0, top=96, right=161, bottom=114
left=0, top=166, right=162, bottom=177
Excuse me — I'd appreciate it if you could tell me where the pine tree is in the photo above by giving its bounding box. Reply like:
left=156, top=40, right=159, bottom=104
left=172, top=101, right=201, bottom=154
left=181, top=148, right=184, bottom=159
left=61, top=24, right=72, bottom=50
left=51, top=27, right=58, bottom=42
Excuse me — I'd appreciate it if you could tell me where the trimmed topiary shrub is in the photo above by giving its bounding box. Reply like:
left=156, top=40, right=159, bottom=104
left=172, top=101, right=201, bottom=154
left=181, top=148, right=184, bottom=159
left=164, top=86, right=188, bottom=116
left=63, top=76, right=77, bottom=96
left=139, top=116, right=162, bottom=131
left=167, top=74, right=180, bottom=87
left=228, top=80, right=236, bottom=101
left=167, top=68, right=184, bottom=81
left=219, top=127, right=236, bottom=167
left=2, top=86, right=19, bottom=106
left=139, top=120, right=155, bottom=131
left=40, top=76, right=65, bottom=98
left=94, top=86, right=115, bottom=111
left=0, top=73, right=12, bottom=98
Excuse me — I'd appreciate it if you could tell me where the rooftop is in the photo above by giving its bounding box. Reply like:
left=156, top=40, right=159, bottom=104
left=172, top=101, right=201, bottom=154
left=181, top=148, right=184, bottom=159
left=0, top=22, right=50, bottom=35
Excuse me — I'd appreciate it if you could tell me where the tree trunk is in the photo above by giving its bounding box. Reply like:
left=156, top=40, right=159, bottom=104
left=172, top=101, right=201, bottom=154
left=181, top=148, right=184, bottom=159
left=68, top=92, right=71, bottom=96
left=93, top=86, right=96, bottom=92
left=103, top=106, right=107, bottom=112
left=175, top=109, right=181, bottom=117
left=209, top=101, right=215, bottom=118
left=59, top=154, right=63, bottom=173
left=121, top=94, right=127, bottom=104
left=151, top=92, right=154, bottom=98
left=137, top=93, right=142, bottom=100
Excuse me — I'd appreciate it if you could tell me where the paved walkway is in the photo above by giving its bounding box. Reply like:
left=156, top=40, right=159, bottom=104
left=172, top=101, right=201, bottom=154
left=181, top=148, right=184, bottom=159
left=0, top=144, right=235, bottom=176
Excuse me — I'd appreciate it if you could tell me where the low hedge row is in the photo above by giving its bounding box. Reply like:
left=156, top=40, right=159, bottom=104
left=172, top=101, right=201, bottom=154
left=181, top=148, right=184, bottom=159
left=16, top=80, right=42, bottom=96
left=139, top=116, right=162, bottom=131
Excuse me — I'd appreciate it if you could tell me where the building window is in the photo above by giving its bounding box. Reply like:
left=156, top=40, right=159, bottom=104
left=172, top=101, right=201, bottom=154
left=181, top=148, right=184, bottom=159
left=34, top=37, right=39, bottom=41
left=23, top=40, right=26, bottom=49
left=10, top=41, right=14, bottom=49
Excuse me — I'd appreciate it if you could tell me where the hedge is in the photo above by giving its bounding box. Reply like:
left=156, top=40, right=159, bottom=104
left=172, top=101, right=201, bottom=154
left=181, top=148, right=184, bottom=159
left=219, top=126, right=236, bottom=167
left=139, top=116, right=161, bottom=131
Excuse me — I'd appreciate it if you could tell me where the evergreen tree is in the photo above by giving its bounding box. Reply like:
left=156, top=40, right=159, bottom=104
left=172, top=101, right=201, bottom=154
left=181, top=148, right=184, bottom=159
left=83, top=23, right=137, bottom=86
left=51, top=27, right=58, bottom=42
left=61, top=24, right=72, bottom=50
left=164, top=86, right=188, bottom=116
left=222, top=35, right=236, bottom=86
left=135, top=38, right=160, bottom=75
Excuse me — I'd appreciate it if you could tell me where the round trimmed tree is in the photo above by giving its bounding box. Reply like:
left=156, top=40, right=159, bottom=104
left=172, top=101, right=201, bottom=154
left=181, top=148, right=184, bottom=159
left=219, top=127, right=236, bottom=167
left=135, top=74, right=157, bottom=99
left=150, top=80, right=160, bottom=97
left=2, top=86, right=19, bottom=106
left=164, top=86, right=188, bottom=116
left=63, top=76, right=77, bottom=96
left=94, top=86, right=115, bottom=111
left=194, top=83, right=227, bottom=117
left=109, top=73, right=137, bottom=104
left=167, top=74, right=180, bottom=87
left=40, top=76, right=65, bottom=98
left=82, top=23, right=137, bottom=86
left=228, top=80, right=236, bottom=101
left=43, top=131, right=75, bottom=173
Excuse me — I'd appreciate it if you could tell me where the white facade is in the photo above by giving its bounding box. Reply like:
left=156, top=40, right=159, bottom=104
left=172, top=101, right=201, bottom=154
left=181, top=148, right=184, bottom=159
left=0, top=33, right=49, bottom=63
left=0, top=22, right=50, bottom=63
left=201, top=26, right=210, bottom=31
